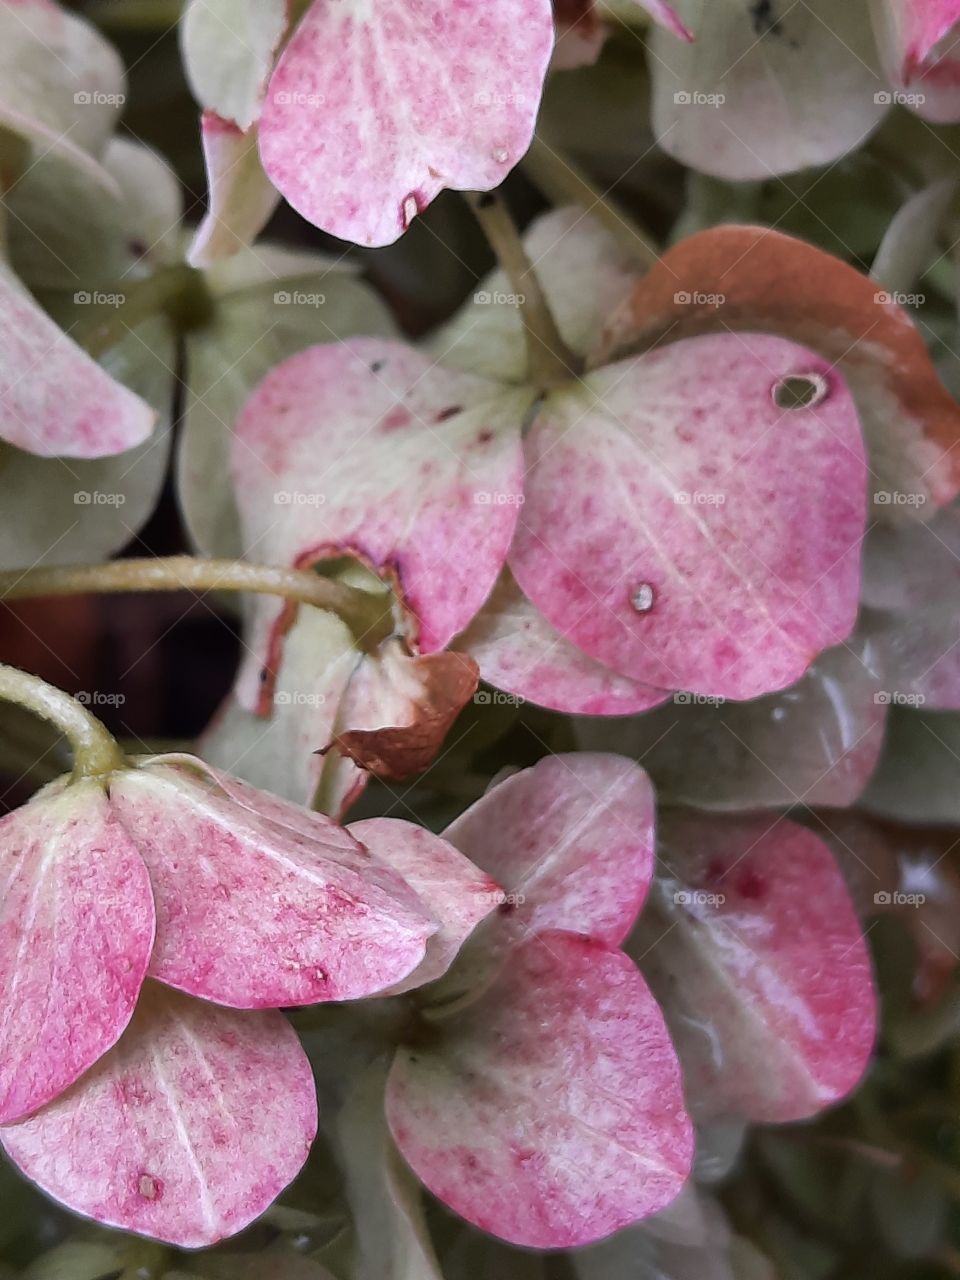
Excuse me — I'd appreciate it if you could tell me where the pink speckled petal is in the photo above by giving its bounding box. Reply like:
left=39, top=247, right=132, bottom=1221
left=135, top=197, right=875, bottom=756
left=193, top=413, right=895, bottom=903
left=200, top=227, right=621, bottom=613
left=232, top=338, right=528, bottom=668
left=258, top=0, right=555, bottom=247
left=108, top=760, right=436, bottom=1007
left=873, top=0, right=960, bottom=121
left=188, top=113, right=280, bottom=267
left=630, top=812, right=877, bottom=1124
left=511, top=333, right=866, bottom=700
left=349, top=817, right=500, bottom=994
left=0, top=778, right=155, bottom=1125
left=180, top=0, right=288, bottom=130
left=443, top=753, right=655, bottom=949
left=0, top=263, right=154, bottom=457
left=387, top=931, right=693, bottom=1249
left=0, top=982, right=317, bottom=1248
left=456, top=570, right=669, bottom=715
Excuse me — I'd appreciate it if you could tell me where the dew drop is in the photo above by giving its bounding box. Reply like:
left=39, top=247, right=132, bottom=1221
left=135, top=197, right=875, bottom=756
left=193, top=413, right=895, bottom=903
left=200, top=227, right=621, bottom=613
left=492, top=147, right=509, bottom=164
left=401, top=193, right=420, bottom=229
left=138, top=1173, right=160, bottom=1200
left=630, top=582, right=655, bottom=613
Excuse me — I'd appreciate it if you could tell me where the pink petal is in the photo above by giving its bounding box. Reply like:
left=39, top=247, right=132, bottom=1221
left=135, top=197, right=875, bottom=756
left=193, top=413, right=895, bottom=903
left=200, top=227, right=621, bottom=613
left=575, top=635, right=887, bottom=811
left=0, top=263, right=154, bottom=457
left=873, top=0, right=960, bottom=120
left=387, top=931, right=693, bottom=1248
left=258, top=0, right=555, bottom=247
left=456, top=570, right=670, bottom=715
left=0, top=983, right=317, bottom=1247
left=0, top=778, right=155, bottom=1125
left=180, top=0, right=288, bottom=130
left=349, top=817, right=500, bottom=994
left=629, top=0, right=694, bottom=41
left=108, top=760, right=437, bottom=1007
left=231, top=338, right=528, bottom=665
left=443, top=752, right=655, bottom=949
left=630, top=813, right=877, bottom=1123
left=188, top=113, right=280, bottom=267
left=511, top=334, right=866, bottom=700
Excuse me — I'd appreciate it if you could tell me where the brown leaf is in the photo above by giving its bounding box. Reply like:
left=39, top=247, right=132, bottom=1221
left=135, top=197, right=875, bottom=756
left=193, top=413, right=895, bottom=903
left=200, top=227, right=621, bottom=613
left=320, top=649, right=479, bottom=781
left=599, top=224, right=960, bottom=515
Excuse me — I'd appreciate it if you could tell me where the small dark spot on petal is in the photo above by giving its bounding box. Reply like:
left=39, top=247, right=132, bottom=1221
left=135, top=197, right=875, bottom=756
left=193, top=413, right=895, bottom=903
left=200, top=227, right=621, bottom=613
left=370, top=360, right=385, bottom=373
left=436, top=405, right=461, bottom=422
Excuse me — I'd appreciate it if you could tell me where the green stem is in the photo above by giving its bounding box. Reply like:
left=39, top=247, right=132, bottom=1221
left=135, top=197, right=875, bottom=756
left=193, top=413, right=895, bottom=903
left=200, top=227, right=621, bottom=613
left=67, top=264, right=214, bottom=356
left=0, top=663, right=126, bottom=779
left=465, top=191, right=580, bottom=390
left=0, top=556, right=393, bottom=647
left=522, top=134, right=660, bottom=268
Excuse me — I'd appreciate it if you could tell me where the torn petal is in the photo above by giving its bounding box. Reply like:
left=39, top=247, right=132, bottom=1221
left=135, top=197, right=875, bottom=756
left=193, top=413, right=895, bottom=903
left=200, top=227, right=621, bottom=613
left=512, top=333, right=866, bottom=699
left=258, top=0, right=555, bottom=246
left=109, top=759, right=437, bottom=1007
left=387, top=932, right=692, bottom=1248
left=232, top=338, right=527, bottom=664
left=0, top=778, right=155, bottom=1125
left=0, top=983, right=317, bottom=1248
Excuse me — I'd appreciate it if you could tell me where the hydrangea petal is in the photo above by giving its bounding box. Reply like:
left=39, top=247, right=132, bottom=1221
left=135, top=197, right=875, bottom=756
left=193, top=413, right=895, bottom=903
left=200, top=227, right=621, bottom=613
left=629, top=813, right=877, bottom=1123
left=0, top=0, right=126, bottom=185
left=866, top=605, right=960, bottom=710
left=602, top=224, right=960, bottom=515
left=108, top=760, right=436, bottom=1007
left=443, top=753, right=655, bottom=949
left=0, top=778, right=155, bottom=1125
left=387, top=931, right=693, bottom=1249
left=872, top=0, right=960, bottom=121
left=649, top=0, right=886, bottom=180
left=180, top=245, right=395, bottom=560
left=0, top=983, right=317, bottom=1248
left=188, top=114, right=280, bottom=267
left=575, top=636, right=887, bottom=811
left=512, top=333, right=865, bottom=699
left=349, top=817, right=500, bottom=994
left=258, top=0, right=555, bottom=247
left=0, top=263, right=154, bottom=457
left=180, top=0, right=288, bottom=130
left=862, top=499, right=960, bottom=609
left=456, top=570, right=670, bottom=715
left=232, top=338, right=528, bottom=664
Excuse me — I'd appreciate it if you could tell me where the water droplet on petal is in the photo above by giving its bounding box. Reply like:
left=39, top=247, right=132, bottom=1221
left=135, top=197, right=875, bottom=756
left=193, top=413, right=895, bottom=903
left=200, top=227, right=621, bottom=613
left=493, top=147, right=509, bottom=164
left=138, top=1173, right=160, bottom=1200
left=630, top=583, right=655, bottom=613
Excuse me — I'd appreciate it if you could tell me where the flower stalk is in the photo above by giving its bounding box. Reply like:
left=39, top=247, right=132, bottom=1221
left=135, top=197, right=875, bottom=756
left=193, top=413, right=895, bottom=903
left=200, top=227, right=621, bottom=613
left=0, top=663, right=126, bottom=779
